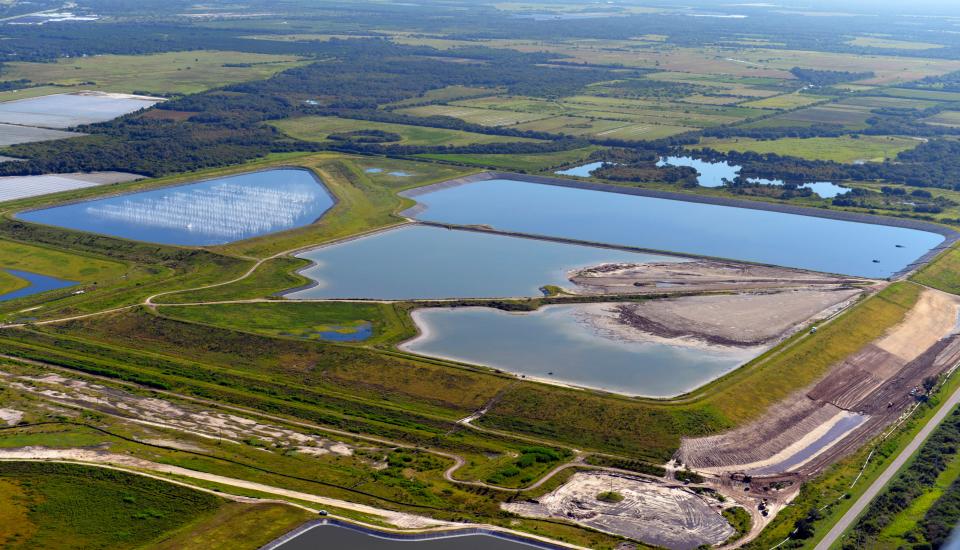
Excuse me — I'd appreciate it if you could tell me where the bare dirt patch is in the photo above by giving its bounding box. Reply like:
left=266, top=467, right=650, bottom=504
left=569, top=260, right=864, bottom=296
left=605, top=288, right=861, bottom=347
left=504, top=472, right=733, bottom=550
left=0, top=408, right=23, bottom=426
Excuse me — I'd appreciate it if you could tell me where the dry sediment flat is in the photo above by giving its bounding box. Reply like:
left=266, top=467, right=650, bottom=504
left=569, top=260, right=865, bottom=296
left=609, top=288, right=862, bottom=347
left=678, top=289, right=960, bottom=478
left=503, top=472, right=734, bottom=550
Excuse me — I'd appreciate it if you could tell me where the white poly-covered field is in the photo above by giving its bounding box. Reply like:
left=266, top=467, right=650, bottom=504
left=0, top=91, right=161, bottom=129
left=0, top=123, right=79, bottom=146
left=0, top=172, right=142, bottom=203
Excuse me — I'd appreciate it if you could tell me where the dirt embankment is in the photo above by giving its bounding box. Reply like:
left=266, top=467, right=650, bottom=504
left=678, top=289, right=960, bottom=480
left=569, top=260, right=866, bottom=296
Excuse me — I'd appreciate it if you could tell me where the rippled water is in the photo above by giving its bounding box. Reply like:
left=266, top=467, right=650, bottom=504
left=18, top=169, right=333, bottom=246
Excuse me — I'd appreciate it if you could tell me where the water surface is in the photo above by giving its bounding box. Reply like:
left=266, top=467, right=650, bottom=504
left=0, top=269, right=77, bottom=302
left=659, top=156, right=849, bottom=197
left=18, top=169, right=334, bottom=246
left=277, top=524, right=545, bottom=549
left=405, top=178, right=942, bottom=278
left=402, top=305, right=757, bottom=397
left=554, top=161, right=606, bottom=177
left=749, top=412, right=867, bottom=475
left=288, top=225, right=680, bottom=300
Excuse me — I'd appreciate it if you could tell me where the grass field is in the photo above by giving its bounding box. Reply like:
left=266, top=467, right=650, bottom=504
left=0, top=461, right=223, bottom=549
left=0, top=51, right=307, bottom=95
left=695, top=135, right=920, bottom=163
left=847, top=36, right=944, bottom=50
left=415, top=146, right=599, bottom=172
left=158, top=302, right=415, bottom=346
left=923, top=110, right=960, bottom=127
left=0, top=239, right=127, bottom=282
left=912, top=244, right=960, bottom=295
left=151, top=502, right=313, bottom=550
left=740, top=93, right=830, bottom=110
left=0, top=269, right=27, bottom=295
left=397, top=104, right=551, bottom=126
left=271, top=115, right=534, bottom=146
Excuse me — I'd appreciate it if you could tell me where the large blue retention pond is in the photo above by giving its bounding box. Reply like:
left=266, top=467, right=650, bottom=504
left=287, top=224, right=682, bottom=300
left=17, top=169, right=334, bottom=246
left=403, top=178, right=944, bottom=278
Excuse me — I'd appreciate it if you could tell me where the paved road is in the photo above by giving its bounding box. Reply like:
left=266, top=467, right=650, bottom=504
left=814, top=381, right=960, bottom=550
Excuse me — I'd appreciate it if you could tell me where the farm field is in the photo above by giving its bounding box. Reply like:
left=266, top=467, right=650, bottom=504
left=271, top=115, right=536, bottom=146
left=414, top=146, right=599, bottom=171
left=695, top=135, right=921, bottom=163
left=0, top=51, right=307, bottom=95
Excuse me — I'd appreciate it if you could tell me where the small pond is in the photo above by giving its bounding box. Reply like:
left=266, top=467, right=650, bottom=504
left=17, top=169, right=334, bottom=246
left=287, top=224, right=681, bottom=300
left=658, top=155, right=849, bottom=197
left=554, top=161, right=606, bottom=177
left=402, top=178, right=944, bottom=278
left=402, top=305, right=758, bottom=397
left=0, top=269, right=77, bottom=302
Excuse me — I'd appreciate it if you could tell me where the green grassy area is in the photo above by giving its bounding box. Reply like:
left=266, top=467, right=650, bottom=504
left=875, top=449, right=960, bottom=547
left=740, top=93, right=830, bottom=110
left=0, top=51, right=307, bottom=95
left=911, top=244, right=960, bottom=295
left=695, top=135, right=920, bottom=163
left=158, top=301, right=415, bottom=346
left=0, top=461, right=224, bottom=549
left=416, top=146, right=599, bottom=172
left=0, top=269, right=27, bottom=296
left=0, top=239, right=126, bottom=282
left=722, top=507, right=752, bottom=545
left=272, top=115, right=535, bottom=146
left=847, top=36, right=944, bottom=50
left=151, top=502, right=313, bottom=550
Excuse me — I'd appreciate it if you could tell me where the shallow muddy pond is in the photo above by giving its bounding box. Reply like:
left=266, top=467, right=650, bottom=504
left=403, top=178, right=943, bottom=278
left=18, top=169, right=334, bottom=246
left=287, top=225, right=681, bottom=300
left=402, top=305, right=758, bottom=397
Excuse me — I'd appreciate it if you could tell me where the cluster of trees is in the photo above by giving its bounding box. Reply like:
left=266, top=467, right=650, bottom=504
left=592, top=164, right=698, bottom=186
left=694, top=139, right=960, bottom=190
left=843, top=405, right=960, bottom=549
left=789, top=68, right=875, bottom=87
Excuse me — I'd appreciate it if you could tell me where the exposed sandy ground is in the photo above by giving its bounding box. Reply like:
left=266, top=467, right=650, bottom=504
left=594, top=288, right=862, bottom=347
left=678, top=288, right=960, bottom=477
left=0, top=408, right=23, bottom=426
left=569, top=260, right=865, bottom=296
left=4, top=370, right=355, bottom=456
left=0, top=447, right=445, bottom=529
left=503, top=472, right=733, bottom=550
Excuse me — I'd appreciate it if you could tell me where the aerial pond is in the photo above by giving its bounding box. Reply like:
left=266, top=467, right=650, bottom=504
left=275, top=523, right=549, bottom=549
left=287, top=224, right=680, bottom=300
left=402, top=305, right=757, bottom=397
left=18, top=169, right=334, bottom=246
left=657, top=155, right=850, bottom=197
left=0, top=269, right=77, bottom=302
left=403, top=178, right=944, bottom=278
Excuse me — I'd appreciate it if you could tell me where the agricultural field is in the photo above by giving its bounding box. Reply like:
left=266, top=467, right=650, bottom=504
left=396, top=104, right=552, bottom=126
left=696, top=135, right=921, bottom=163
left=0, top=51, right=307, bottom=95
left=414, top=146, right=599, bottom=171
left=271, top=115, right=535, bottom=146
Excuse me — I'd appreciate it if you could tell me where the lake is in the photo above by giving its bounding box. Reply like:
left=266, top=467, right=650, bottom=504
left=287, top=225, right=681, bottom=300
left=402, top=305, right=758, bottom=397
left=658, top=156, right=849, bottom=197
left=403, top=178, right=943, bottom=278
left=554, top=161, right=606, bottom=177
left=0, top=269, right=77, bottom=302
left=274, top=523, right=550, bottom=550
left=18, top=169, right=334, bottom=246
